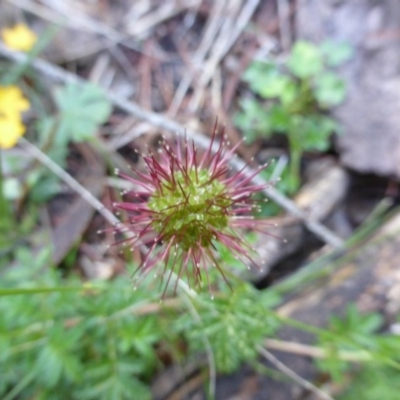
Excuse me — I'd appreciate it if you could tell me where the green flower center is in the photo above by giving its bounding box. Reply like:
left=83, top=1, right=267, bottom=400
left=148, top=169, right=230, bottom=250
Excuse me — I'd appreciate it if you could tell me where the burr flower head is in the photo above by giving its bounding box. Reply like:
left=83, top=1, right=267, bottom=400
left=113, top=127, right=272, bottom=294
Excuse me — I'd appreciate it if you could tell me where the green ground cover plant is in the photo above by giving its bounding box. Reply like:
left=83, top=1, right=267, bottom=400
left=235, top=40, right=352, bottom=193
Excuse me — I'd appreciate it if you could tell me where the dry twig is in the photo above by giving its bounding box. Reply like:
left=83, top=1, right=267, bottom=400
left=258, top=346, right=335, bottom=400
left=277, top=0, right=292, bottom=50
left=189, top=0, right=260, bottom=112
left=19, top=138, right=120, bottom=228
left=168, top=0, right=227, bottom=115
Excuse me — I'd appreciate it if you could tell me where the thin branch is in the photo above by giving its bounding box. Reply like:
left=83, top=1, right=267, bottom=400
left=0, top=42, right=344, bottom=248
left=266, top=338, right=325, bottom=358
left=277, top=0, right=292, bottom=50
left=265, top=338, right=372, bottom=362
left=168, top=0, right=227, bottom=115
left=175, top=277, right=216, bottom=400
left=189, top=0, right=260, bottom=112
left=19, top=137, right=120, bottom=228
left=257, top=346, right=335, bottom=400
left=125, top=0, right=201, bottom=37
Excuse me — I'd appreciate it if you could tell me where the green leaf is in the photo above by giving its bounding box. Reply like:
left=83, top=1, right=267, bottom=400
left=320, top=41, right=353, bottom=67
left=36, top=116, right=57, bottom=146
left=329, top=305, right=383, bottom=337
left=287, top=41, right=323, bottom=78
left=268, top=105, right=292, bottom=132
left=243, top=63, right=294, bottom=99
left=279, top=80, right=298, bottom=105
left=182, top=285, right=280, bottom=373
left=78, top=360, right=151, bottom=400
left=29, top=172, right=61, bottom=203
left=54, top=83, right=112, bottom=142
left=316, top=350, right=350, bottom=382
left=234, top=98, right=272, bottom=143
left=36, top=327, right=82, bottom=388
left=118, top=317, right=160, bottom=369
left=293, top=114, right=336, bottom=151
left=339, top=366, right=400, bottom=400
left=316, top=305, right=386, bottom=382
left=314, top=72, right=346, bottom=107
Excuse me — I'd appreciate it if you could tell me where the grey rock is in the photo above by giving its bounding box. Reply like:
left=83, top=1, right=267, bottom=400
left=297, top=0, right=400, bottom=177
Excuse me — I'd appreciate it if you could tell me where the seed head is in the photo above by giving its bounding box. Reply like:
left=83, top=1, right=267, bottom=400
left=113, top=127, right=273, bottom=295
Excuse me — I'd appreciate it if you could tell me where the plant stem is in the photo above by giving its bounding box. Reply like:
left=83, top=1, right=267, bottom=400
left=0, top=284, right=104, bottom=296
left=0, top=149, right=10, bottom=229
left=3, top=370, right=36, bottom=400
left=287, top=130, right=301, bottom=193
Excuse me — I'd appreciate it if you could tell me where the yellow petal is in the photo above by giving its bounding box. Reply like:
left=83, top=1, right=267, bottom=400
left=1, top=23, right=37, bottom=52
left=0, top=86, right=30, bottom=117
left=0, top=115, right=26, bottom=149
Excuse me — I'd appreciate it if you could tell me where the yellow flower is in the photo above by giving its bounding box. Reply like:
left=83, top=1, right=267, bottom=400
left=0, top=86, right=30, bottom=118
left=1, top=23, right=37, bottom=52
left=0, top=86, right=30, bottom=149
left=0, top=114, right=26, bottom=149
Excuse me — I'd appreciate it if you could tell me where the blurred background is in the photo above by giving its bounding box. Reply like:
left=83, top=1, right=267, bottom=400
left=1, top=1, right=400, bottom=399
